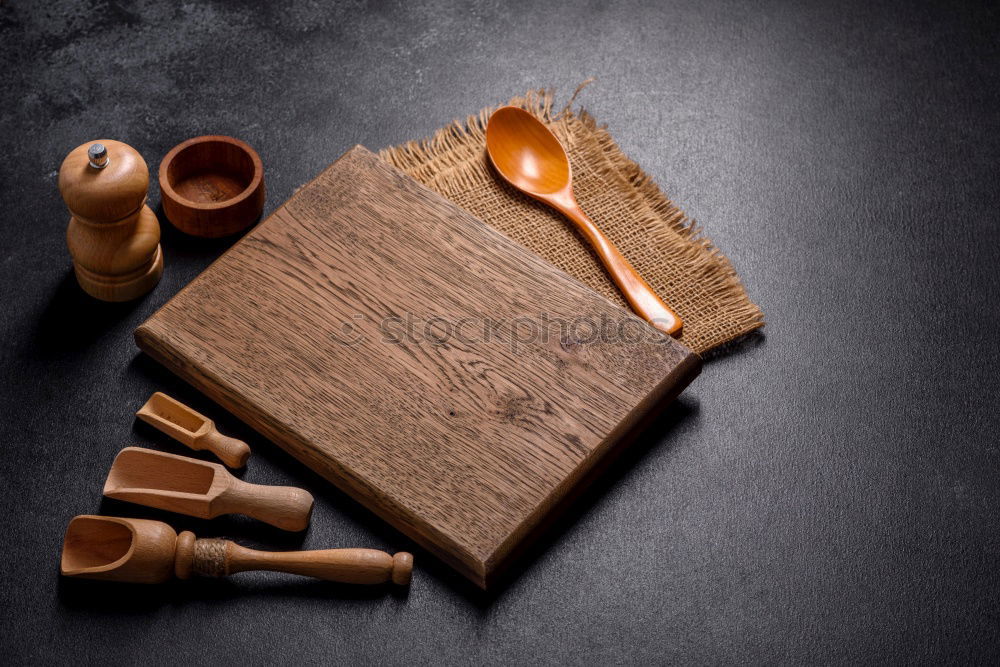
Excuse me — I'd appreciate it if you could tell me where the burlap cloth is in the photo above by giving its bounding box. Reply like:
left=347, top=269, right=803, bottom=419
left=380, top=88, right=763, bottom=355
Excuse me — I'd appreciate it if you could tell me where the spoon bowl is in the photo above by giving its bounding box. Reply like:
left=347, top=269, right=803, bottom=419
left=486, top=106, right=570, bottom=196
left=486, top=106, right=683, bottom=336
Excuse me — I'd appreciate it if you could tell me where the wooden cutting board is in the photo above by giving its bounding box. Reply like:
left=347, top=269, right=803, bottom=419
left=136, top=146, right=701, bottom=588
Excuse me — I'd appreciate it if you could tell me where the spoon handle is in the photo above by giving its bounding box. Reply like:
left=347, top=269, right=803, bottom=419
left=555, top=200, right=683, bottom=337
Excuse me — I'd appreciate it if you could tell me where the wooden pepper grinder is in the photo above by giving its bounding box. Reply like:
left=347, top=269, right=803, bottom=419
left=59, top=140, right=163, bottom=301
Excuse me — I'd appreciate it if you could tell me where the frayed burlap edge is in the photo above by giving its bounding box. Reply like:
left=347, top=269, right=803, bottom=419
left=379, top=88, right=764, bottom=355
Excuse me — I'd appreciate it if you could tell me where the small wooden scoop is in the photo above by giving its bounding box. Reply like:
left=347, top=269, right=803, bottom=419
left=137, top=392, right=251, bottom=468
left=103, top=447, right=314, bottom=531
left=60, top=515, right=413, bottom=585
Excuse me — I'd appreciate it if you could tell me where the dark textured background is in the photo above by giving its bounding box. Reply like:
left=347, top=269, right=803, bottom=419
left=2, top=0, right=998, bottom=664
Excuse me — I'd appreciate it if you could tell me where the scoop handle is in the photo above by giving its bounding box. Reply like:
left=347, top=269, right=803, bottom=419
left=550, top=195, right=683, bottom=337
left=223, top=542, right=412, bottom=585
left=216, top=479, right=314, bottom=531
left=197, top=428, right=251, bottom=468
left=174, top=533, right=413, bottom=585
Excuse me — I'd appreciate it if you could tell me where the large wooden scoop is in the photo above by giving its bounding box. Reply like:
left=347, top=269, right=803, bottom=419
left=103, top=447, right=313, bottom=531
left=60, top=515, right=413, bottom=585
left=137, top=392, right=251, bottom=468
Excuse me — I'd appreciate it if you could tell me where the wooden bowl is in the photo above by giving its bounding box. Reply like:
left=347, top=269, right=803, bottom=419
left=159, top=135, right=264, bottom=238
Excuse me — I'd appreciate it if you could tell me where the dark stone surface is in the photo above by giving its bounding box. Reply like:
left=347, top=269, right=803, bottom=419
left=1, top=0, right=998, bottom=663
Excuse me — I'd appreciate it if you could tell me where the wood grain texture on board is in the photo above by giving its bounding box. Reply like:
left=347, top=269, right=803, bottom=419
left=135, top=146, right=701, bottom=588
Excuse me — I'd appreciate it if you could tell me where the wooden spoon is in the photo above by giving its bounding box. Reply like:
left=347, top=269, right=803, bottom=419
left=103, top=447, right=314, bottom=531
left=137, top=392, right=251, bottom=468
left=60, top=515, right=413, bottom=585
left=485, top=106, right=683, bottom=337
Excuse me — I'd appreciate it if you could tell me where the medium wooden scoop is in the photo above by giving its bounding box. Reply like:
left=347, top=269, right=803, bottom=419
left=60, top=515, right=413, bottom=585
left=485, top=106, right=683, bottom=337
left=103, top=447, right=314, bottom=531
left=137, top=392, right=251, bottom=468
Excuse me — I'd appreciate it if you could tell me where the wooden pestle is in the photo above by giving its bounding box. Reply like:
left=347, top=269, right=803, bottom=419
left=61, top=516, right=413, bottom=586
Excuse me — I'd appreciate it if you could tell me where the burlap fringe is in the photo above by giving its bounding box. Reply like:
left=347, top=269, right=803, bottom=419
left=380, top=89, right=764, bottom=354
left=575, top=109, right=765, bottom=346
